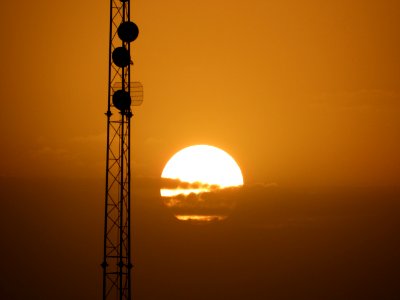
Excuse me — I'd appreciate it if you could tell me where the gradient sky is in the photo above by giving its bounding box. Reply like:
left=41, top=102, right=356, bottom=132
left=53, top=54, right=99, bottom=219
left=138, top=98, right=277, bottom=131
left=1, top=0, right=399, bottom=185
left=1, top=0, right=400, bottom=299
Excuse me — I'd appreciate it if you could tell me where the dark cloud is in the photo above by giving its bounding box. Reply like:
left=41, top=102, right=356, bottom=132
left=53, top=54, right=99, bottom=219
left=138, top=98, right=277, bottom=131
left=1, top=177, right=400, bottom=299
left=160, top=177, right=220, bottom=190
left=162, top=186, right=241, bottom=221
left=133, top=179, right=400, bottom=299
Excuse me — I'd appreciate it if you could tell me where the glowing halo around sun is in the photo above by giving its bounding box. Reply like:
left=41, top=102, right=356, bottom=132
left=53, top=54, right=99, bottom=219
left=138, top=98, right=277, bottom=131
left=161, top=145, right=244, bottom=222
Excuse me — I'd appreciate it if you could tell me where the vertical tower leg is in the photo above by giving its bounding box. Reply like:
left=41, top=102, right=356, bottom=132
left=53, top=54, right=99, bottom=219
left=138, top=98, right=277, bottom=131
left=102, top=0, right=139, bottom=299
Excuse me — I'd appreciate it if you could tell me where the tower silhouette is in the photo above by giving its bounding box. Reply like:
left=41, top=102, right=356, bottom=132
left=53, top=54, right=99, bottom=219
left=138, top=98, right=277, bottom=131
left=101, top=0, right=142, bottom=299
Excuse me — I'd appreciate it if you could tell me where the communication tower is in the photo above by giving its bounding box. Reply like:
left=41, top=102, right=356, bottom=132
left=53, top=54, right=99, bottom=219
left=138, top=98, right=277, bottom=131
left=101, top=0, right=142, bottom=299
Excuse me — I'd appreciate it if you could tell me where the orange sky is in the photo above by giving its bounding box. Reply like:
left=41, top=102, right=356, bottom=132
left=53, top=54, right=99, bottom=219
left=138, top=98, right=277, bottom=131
left=1, top=2, right=400, bottom=299
left=1, top=0, right=399, bottom=186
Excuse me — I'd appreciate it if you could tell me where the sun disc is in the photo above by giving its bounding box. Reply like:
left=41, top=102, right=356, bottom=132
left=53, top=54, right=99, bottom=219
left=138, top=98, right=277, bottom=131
left=160, top=145, right=244, bottom=222
left=161, top=145, right=243, bottom=191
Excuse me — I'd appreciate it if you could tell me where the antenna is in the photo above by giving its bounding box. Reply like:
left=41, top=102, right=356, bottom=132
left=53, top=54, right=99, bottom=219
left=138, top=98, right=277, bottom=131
left=102, top=0, right=142, bottom=299
left=113, top=82, right=144, bottom=106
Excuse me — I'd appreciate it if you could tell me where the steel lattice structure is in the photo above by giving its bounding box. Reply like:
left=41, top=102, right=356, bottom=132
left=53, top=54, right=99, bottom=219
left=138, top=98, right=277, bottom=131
left=102, top=0, right=141, bottom=299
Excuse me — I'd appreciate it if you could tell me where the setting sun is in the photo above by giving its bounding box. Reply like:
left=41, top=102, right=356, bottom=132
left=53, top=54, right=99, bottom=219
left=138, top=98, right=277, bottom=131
left=161, top=145, right=244, bottom=222
left=161, top=145, right=243, bottom=196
